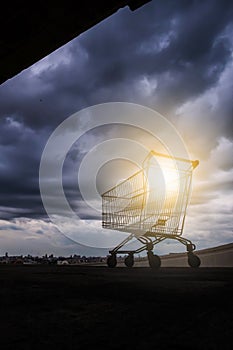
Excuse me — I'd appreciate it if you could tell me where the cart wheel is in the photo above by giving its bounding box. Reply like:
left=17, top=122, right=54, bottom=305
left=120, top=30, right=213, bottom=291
left=124, top=254, right=134, bottom=268
left=188, top=252, right=201, bottom=268
left=147, top=251, right=161, bottom=268
left=107, top=254, right=117, bottom=268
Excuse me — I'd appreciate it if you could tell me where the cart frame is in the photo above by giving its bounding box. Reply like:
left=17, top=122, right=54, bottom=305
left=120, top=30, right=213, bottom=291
left=102, top=151, right=200, bottom=268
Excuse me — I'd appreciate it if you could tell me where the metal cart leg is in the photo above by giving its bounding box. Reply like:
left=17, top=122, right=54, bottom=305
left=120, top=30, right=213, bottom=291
left=144, top=233, right=201, bottom=268
left=147, top=250, right=161, bottom=268
left=107, top=253, right=117, bottom=268
left=172, top=235, right=201, bottom=268
left=106, top=232, right=201, bottom=268
left=124, top=253, right=134, bottom=268
left=187, top=252, right=201, bottom=268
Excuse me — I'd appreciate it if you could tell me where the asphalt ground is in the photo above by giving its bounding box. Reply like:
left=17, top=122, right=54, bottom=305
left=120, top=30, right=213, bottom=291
left=0, top=265, right=232, bottom=350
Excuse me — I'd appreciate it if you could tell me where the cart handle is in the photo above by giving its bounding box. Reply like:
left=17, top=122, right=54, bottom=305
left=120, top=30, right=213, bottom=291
left=147, top=151, right=199, bottom=169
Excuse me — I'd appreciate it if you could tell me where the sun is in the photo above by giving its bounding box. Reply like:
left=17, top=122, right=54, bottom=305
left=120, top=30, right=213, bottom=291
left=144, top=153, right=180, bottom=196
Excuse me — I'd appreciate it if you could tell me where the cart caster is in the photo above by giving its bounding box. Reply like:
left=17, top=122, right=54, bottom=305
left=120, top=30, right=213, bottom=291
left=107, top=254, right=117, bottom=268
left=187, top=252, right=201, bottom=268
left=147, top=251, right=161, bottom=268
left=124, top=254, right=134, bottom=268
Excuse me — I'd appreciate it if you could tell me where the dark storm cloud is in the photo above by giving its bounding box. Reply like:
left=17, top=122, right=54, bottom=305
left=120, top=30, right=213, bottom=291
left=0, top=224, right=22, bottom=231
left=0, top=117, right=47, bottom=218
left=0, top=0, right=233, bottom=221
left=1, top=0, right=233, bottom=128
left=72, top=0, right=233, bottom=115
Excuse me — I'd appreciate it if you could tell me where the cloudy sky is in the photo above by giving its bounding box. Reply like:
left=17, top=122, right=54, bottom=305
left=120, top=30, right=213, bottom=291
left=0, top=0, right=232, bottom=257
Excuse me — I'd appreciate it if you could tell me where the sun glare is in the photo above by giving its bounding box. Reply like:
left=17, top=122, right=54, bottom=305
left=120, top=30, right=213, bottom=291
left=145, top=155, right=180, bottom=195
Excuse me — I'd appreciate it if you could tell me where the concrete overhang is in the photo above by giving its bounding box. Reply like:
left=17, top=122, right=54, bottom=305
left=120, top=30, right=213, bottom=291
left=0, top=0, right=151, bottom=85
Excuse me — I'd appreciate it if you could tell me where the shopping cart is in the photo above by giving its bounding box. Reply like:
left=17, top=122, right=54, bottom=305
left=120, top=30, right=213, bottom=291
left=102, top=151, right=200, bottom=268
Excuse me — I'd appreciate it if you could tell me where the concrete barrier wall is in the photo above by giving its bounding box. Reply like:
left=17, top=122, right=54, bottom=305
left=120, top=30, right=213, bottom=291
left=134, top=243, right=233, bottom=267
left=162, top=243, right=233, bottom=267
